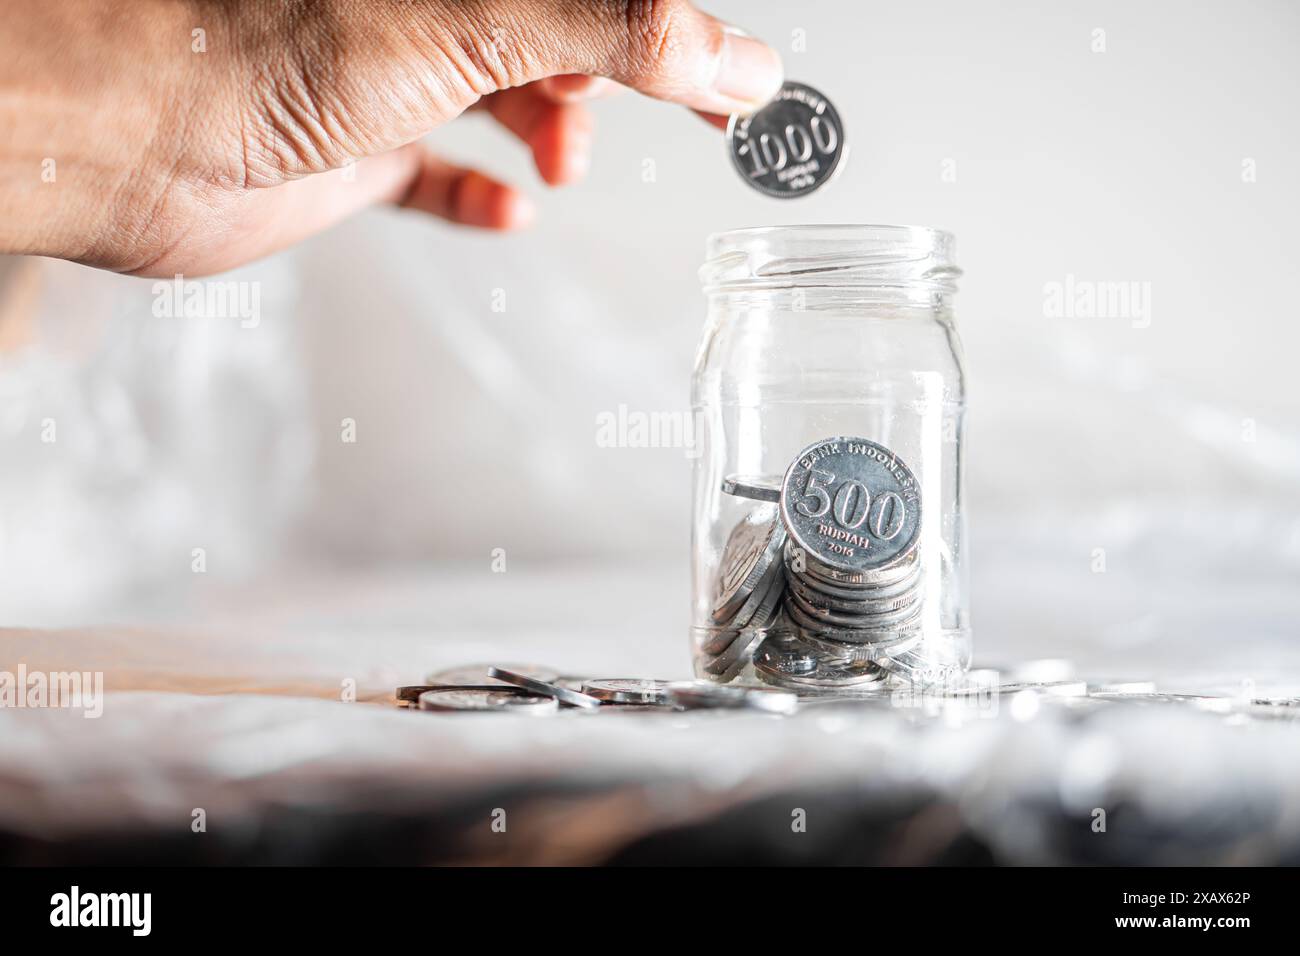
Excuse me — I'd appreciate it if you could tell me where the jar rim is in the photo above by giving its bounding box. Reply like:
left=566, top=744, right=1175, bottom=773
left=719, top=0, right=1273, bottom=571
left=701, top=223, right=960, bottom=295
left=707, top=223, right=954, bottom=246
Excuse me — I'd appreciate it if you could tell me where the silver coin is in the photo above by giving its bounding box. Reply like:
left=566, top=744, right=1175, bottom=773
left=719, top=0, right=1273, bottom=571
left=705, top=641, right=761, bottom=683
left=721, top=474, right=782, bottom=503
left=786, top=571, right=921, bottom=616
left=700, top=626, right=744, bottom=656
left=786, top=585, right=923, bottom=630
left=702, top=626, right=764, bottom=676
left=592, top=703, right=680, bottom=715
left=780, top=437, right=922, bottom=574
left=733, top=562, right=787, bottom=630
left=704, top=567, right=785, bottom=670
left=784, top=592, right=924, bottom=643
left=791, top=557, right=923, bottom=603
left=418, top=687, right=558, bottom=715
left=710, top=504, right=786, bottom=626
left=789, top=617, right=922, bottom=661
left=1250, top=696, right=1300, bottom=708
left=581, top=679, right=671, bottom=705
left=753, top=631, right=818, bottom=677
left=705, top=656, right=749, bottom=684
left=699, top=575, right=783, bottom=663
left=753, top=631, right=886, bottom=689
left=488, top=666, right=602, bottom=710
left=699, top=568, right=783, bottom=656
left=397, top=683, right=517, bottom=702
left=554, top=675, right=593, bottom=693
left=667, top=680, right=798, bottom=715
left=426, top=662, right=561, bottom=686
left=727, top=80, right=845, bottom=199
left=1243, top=699, right=1300, bottom=722
left=769, top=656, right=886, bottom=689
left=791, top=540, right=922, bottom=589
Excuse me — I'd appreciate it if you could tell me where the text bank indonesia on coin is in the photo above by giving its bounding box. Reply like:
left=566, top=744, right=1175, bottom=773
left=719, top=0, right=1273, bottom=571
left=780, top=436, right=922, bottom=573
left=728, top=81, right=845, bottom=198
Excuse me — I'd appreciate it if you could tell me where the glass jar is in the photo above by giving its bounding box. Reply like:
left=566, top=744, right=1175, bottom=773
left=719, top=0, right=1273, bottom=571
left=690, top=225, right=970, bottom=692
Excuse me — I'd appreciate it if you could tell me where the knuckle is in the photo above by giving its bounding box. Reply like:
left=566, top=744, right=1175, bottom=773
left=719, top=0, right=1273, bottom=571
left=251, top=69, right=342, bottom=177
left=620, top=0, right=692, bottom=80
left=441, top=18, right=528, bottom=94
left=239, top=22, right=356, bottom=180
left=235, top=1, right=430, bottom=182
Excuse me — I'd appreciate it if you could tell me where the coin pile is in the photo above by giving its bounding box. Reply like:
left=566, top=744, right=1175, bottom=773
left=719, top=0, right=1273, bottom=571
left=710, top=436, right=931, bottom=690
left=399, top=660, right=1299, bottom=724
left=700, top=501, right=786, bottom=680
left=400, top=663, right=797, bottom=715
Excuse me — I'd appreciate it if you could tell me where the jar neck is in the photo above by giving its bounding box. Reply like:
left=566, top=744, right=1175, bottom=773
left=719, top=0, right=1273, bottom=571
left=706, top=287, right=955, bottom=316
left=700, top=225, right=960, bottom=316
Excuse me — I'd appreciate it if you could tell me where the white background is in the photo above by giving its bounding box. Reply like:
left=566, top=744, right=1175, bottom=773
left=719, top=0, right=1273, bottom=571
left=1, top=1, right=1297, bottom=664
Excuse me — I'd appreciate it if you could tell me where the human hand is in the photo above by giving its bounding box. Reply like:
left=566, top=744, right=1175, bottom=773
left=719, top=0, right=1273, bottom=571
left=0, top=0, right=783, bottom=276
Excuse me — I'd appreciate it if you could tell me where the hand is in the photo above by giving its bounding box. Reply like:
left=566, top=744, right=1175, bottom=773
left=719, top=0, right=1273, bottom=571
left=0, top=0, right=783, bottom=276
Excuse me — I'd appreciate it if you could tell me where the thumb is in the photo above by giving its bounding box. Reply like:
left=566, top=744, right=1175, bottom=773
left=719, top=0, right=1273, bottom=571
left=388, top=0, right=783, bottom=115
left=522, top=0, right=786, bottom=115
left=242, top=1, right=783, bottom=177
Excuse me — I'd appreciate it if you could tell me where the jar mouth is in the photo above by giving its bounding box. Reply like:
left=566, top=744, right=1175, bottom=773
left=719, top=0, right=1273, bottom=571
left=701, top=224, right=960, bottom=295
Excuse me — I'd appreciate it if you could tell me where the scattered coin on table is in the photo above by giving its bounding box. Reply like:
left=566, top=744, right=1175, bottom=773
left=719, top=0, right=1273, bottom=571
left=666, top=680, right=799, bottom=715
left=581, top=679, right=672, bottom=705
left=417, top=687, right=558, bottom=715
left=488, top=666, right=602, bottom=710
left=396, top=661, right=1289, bottom=725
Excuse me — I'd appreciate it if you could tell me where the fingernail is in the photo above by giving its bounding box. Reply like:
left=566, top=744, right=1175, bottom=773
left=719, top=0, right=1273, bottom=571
left=713, top=27, right=783, bottom=113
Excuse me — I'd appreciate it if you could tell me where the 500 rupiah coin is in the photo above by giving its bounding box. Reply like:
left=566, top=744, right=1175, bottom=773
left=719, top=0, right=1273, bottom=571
left=780, top=437, right=922, bottom=573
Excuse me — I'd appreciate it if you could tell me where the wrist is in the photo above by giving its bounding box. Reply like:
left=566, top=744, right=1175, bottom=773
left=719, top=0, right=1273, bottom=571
left=0, top=92, right=113, bottom=262
left=0, top=1, right=212, bottom=269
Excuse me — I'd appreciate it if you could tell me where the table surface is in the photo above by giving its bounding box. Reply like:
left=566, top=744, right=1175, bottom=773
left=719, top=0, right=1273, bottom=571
left=3, top=558, right=1299, bottom=865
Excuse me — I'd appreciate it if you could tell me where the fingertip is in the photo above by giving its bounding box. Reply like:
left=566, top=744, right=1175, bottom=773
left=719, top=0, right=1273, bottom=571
left=456, top=171, right=535, bottom=230
left=498, top=189, right=537, bottom=230
left=530, top=105, right=594, bottom=187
